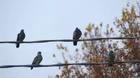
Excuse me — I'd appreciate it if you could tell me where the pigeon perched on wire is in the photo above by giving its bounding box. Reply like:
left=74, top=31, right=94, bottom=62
left=16, top=29, right=25, bottom=48
left=73, top=27, right=82, bottom=46
left=108, top=50, right=115, bottom=67
left=31, top=51, right=43, bottom=70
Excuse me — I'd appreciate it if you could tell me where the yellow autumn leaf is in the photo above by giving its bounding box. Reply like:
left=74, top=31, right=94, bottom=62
left=127, top=44, right=132, bottom=48
left=64, top=47, right=68, bottom=52
left=96, top=56, right=101, bottom=62
left=56, top=74, right=59, bottom=78
left=131, top=6, right=135, bottom=14
left=121, top=17, right=125, bottom=22
left=60, top=44, right=64, bottom=49
left=60, top=73, right=64, bottom=78
left=84, top=32, right=87, bottom=37
left=134, top=26, right=138, bottom=32
left=124, top=15, right=127, bottom=21
left=81, top=44, right=85, bottom=50
left=91, top=58, right=96, bottom=62
left=96, top=27, right=98, bottom=30
left=122, top=12, right=125, bottom=16
left=86, top=25, right=92, bottom=32
left=110, top=28, right=113, bottom=32
left=122, top=12, right=127, bottom=22
left=125, top=29, right=128, bottom=33
left=64, top=60, right=68, bottom=70
left=56, top=44, right=60, bottom=50
left=83, top=41, right=87, bottom=47
left=65, top=60, right=68, bottom=64
left=91, top=56, right=101, bottom=62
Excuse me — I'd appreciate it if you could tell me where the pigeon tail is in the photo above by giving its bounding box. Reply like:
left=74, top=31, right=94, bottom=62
left=16, top=43, right=20, bottom=48
left=73, top=41, right=77, bottom=46
left=108, top=63, right=113, bottom=66
left=108, top=61, right=114, bottom=67
left=31, top=67, right=33, bottom=70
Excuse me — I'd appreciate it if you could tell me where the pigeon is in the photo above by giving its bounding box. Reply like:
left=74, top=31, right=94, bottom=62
left=31, top=51, right=43, bottom=70
left=73, top=27, right=82, bottom=46
left=16, top=29, right=25, bottom=48
left=108, top=50, right=115, bottom=67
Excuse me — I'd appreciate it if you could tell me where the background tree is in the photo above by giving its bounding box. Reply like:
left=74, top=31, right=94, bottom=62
left=54, top=2, right=140, bottom=78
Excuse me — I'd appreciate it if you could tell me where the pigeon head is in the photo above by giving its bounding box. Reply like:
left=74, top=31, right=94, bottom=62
left=76, top=27, right=79, bottom=30
left=37, top=51, right=42, bottom=55
left=110, top=51, right=113, bottom=53
left=21, top=29, right=24, bottom=32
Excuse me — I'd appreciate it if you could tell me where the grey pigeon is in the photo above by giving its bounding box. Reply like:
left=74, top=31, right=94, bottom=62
left=16, top=29, right=25, bottom=48
left=73, top=27, right=82, bottom=46
left=108, top=51, right=115, bottom=67
left=31, top=51, right=43, bottom=70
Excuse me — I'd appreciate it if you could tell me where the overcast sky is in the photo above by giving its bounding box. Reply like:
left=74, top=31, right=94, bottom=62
left=0, top=0, right=138, bottom=78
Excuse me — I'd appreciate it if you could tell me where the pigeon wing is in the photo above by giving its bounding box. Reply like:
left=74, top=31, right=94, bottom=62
left=36, top=55, right=43, bottom=65
left=20, top=31, right=25, bottom=41
left=31, top=56, right=38, bottom=70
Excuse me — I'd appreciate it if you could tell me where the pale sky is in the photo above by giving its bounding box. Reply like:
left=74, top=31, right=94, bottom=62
left=0, top=0, right=138, bottom=78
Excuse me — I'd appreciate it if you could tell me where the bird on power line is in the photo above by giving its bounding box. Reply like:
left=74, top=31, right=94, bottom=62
left=16, top=29, right=25, bottom=48
left=31, top=51, right=43, bottom=70
left=108, top=50, right=115, bottom=67
left=73, top=27, right=82, bottom=46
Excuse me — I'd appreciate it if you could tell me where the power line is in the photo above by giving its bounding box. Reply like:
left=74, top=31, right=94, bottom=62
left=0, top=37, right=140, bottom=44
left=1, top=60, right=140, bottom=68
